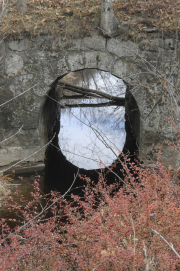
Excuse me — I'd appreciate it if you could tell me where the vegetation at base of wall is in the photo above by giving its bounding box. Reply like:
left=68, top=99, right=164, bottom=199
left=1, top=125, right=180, bottom=270
left=0, top=0, right=180, bottom=38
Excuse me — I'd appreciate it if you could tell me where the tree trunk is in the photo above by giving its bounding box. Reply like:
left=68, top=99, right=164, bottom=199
left=0, top=0, right=10, bottom=21
left=16, top=0, right=27, bottom=14
left=100, top=0, right=120, bottom=37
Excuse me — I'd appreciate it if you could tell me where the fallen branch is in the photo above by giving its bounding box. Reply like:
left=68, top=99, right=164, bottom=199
left=61, top=101, right=123, bottom=108
left=58, top=81, right=125, bottom=105
left=60, top=94, right=103, bottom=100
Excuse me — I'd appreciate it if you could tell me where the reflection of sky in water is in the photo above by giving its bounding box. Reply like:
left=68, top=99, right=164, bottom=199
left=58, top=70, right=126, bottom=169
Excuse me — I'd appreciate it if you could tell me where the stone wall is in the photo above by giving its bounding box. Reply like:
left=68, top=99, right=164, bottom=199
left=0, top=34, right=179, bottom=168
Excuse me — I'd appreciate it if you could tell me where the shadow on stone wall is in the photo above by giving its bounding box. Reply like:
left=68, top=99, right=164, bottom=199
left=123, top=86, right=140, bottom=157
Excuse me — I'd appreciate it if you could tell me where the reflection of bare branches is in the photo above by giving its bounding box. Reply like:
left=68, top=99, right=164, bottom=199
left=47, top=94, right=124, bottom=161
left=63, top=69, right=125, bottom=97
left=50, top=143, right=126, bottom=185
left=56, top=70, right=126, bottom=169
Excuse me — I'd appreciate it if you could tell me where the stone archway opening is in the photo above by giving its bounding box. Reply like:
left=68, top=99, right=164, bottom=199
left=58, top=69, right=126, bottom=170
left=42, top=68, right=140, bottom=193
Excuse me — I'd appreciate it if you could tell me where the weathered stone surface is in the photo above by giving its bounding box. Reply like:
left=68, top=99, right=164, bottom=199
left=57, top=57, right=69, bottom=75
left=100, top=0, right=120, bottom=37
left=10, top=74, right=34, bottom=85
left=0, top=34, right=180, bottom=168
left=52, top=37, right=81, bottom=51
left=0, top=147, right=43, bottom=166
left=83, top=51, right=102, bottom=69
left=83, top=36, right=106, bottom=51
left=67, top=51, right=85, bottom=71
left=8, top=39, right=30, bottom=51
left=112, top=59, right=128, bottom=82
left=107, top=39, right=138, bottom=57
left=5, top=53, right=24, bottom=76
left=96, top=51, right=115, bottom=72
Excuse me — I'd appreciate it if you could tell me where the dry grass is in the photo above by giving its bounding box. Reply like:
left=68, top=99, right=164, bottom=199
left=0, top=0, right=101, bottom=38
left=0, top=0, right=180, bottom=38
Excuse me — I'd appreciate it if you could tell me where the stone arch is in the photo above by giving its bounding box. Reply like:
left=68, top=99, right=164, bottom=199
left=1, top=35, right=178, bottom=169
left=41, top=67, right=140, bottom=192
left=38, top=46, right=142, bottom=154
left=39, top=62, right=140, bottom=154
left=40, top=66, right=140, bottom=184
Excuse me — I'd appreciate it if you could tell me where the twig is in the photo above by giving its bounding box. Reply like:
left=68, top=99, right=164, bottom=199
left=0, top=125, right=23, bottom=144
left=130, top=213, right=136, bottom=271
left=0, top=83, right=39, bottom=107
left=92, top=258, right=107, bottom=271
left=61, top=101, right=123, bottom=108
left=58, top=81, right=125, bottom=103
left=144, top=94, right=163, bottom=121
left=0, top=133, right=55, bottom=174
left=1, top=169, right=79, bottom=243
left=50, top=143, right=127, bottom=185
left=46, top=94, right=120, bottom=158
left=151, top=228, right=180, bottom=259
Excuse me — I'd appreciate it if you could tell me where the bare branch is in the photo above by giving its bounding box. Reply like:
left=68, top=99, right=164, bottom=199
left=151, top=228, right=180, bottom=259
left=0, top=83, right=39, bottom=108
left=0, top=133, right=55, bottom=174
left=62, top=101, right=123, bottom=108
left=130, top=213, right=136, bottom=271
left=58, top=81, right=125, bottom=104
left=1, top=169, right=79, bottom=243
left=0, top=125, right=23, bottom=144
left=46, top=94, right=120, bottom=158
left=50, top=143, right=127, bottom=185
left=92, top=258, right=108, bottom=271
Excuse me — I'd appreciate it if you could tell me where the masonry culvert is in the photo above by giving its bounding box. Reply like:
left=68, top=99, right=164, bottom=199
left=42, top=70, right=140, bottom=194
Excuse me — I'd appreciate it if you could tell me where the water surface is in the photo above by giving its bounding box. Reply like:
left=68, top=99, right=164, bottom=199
left=58, top=70, right=126, bottom=169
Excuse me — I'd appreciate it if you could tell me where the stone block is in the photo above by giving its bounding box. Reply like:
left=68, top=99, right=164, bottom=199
left=107, top=39, right=138, bottom=57
left=5, top=53, right=24, bottom=76
left=53, top=37, right=82, bottom=51
left=83, top=36, right=106, bottom=51
left=82, top=51, right=100, bottom=69
left=67, top=52, right=85, bottom=71
left=57, top=56, right=69, bottom=74
left=96, top=51, right=115, bottom=72
left=10, top=74, right=33, bottom=85
left=165, top=39, right=175, bottom=50
left=8, top=39, right=31, bottom=51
